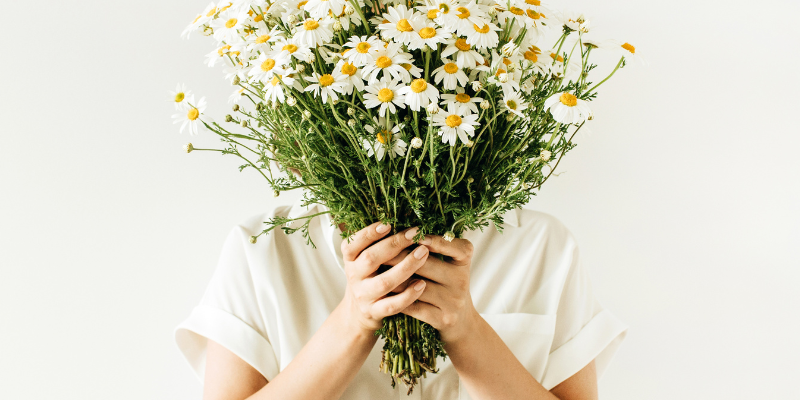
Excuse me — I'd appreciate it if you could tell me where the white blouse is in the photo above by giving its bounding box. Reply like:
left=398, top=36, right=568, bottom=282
left=175, top=198, right=628, bottom=399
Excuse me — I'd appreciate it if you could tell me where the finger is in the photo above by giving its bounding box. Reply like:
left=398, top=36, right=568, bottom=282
left=414, top=279, right=448, bottom=308
left=371, top=279, right=427, bottom=319
left=341, top=221, right=392, bottom=262
left=400, top=299, right=443, bottom=329
left=419, top=235, right=474, bottom=265
left=411, top=256, right=455, bottom=286
left=364, top=244, right=429, bottom=299
left=383, top=248, right=412, bottom=266
left=357, top=227, right=419, bottom=267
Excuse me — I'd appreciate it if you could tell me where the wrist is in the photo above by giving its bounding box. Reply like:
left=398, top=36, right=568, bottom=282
left=336, top=294, right=380, bottom=340
left=443, top=307, right=482, bottom=346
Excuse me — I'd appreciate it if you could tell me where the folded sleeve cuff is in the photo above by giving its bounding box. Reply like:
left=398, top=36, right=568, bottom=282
left=540, top=309, right=628, bottom=390
left=174, top=305, right=280, bottom=382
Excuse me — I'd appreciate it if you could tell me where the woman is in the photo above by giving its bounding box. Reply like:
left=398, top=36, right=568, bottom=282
left=175, top=198, right=628, bottom=399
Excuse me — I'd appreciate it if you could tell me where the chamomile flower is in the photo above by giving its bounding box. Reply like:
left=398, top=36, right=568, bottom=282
left=441, top=87, right=483, bottom=114
left=332, top=60, right=365, bottom=95
left=170, top=83, right=193, bottom=110
left=363, top=76, right=406, bottom=117
left=172, top=95, right=208, bottom=136
left=247, top=52, right=290, bottom=83
left=465, top=22, right=501, bottom=50
left=263, top=72, right=297, bottom=103
left=499, top=91, right=528, bottom=118
left=361, top=42, right=412, bottom=84
left=441, top=38, right=485, bottom=69
left=558, top=11, right=590, bottom=33
left=408, top=20, right=451, bottom=51
left=432, top=60, right=469, bottom=90
left=205, top=44, right=235, bottom=67
left=425, top=0, right=460, bottom=28
left=272, top=37, right=312, bottom=62
left=343, top=35, right=384, bottom=67
left=211, top=8, right=249, bottom=43
left=247, top=26, right=283, bottom=53
left=399, top=63, right=423, bottom=83
left=617, top=41, right=647, bottom=65
left=229, top=87, right=247, bottom=105
left=305, top=72, right=347, bottom=103
left=431, top=103, right=480, bottom=146
left=363, top=118, right=407, bottom=161
left=496, top=5, right=527, bottom=27
left=303, top=0, right=347, bottom=19
left=544, top=92, right=592, bottom=124
left=378, top=5, right=424, bottom=46
left=397, top=78, right=440, bottom=111
left=450, top=2, right=490, bottom=36
left=181, top=2, right=217, bottom=39
left=295, top=18, right=334, bottom=47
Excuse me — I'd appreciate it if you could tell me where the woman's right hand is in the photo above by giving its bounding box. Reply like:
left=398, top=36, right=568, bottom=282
left=340, top=222, right=430, bottom=333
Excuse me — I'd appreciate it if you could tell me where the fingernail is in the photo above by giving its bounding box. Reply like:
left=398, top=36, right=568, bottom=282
left=405, top=227, right=419, bottom=240
left=376, top=223, right=390, bottom=233
left=414, top=280, right=426, bottom=291
left=414, top=245, right=428, bottom=259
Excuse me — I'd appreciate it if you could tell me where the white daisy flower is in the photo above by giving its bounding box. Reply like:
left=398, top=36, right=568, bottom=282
left=431, top=103, right=480, bottom=146
left=271, top=37, right=312, bottom=62
left=425, top=0, right=460, bottom=28
left=172, top=95, right=208, bottom=136
left=378, top=5, right=424, bottom=46
left=247, top=52, right=291, bottom=83
left=211, top=8, right=249, bottom=43
left=545, top=49, right=581, bottom=78
left=450, top=2, right=490, bottom=36
left=205, top=44, right=235, bottom=68
left=363, top=76, right=406, bottom=117
left=399, top=62, right=423, bottom=84
left=304, top=72, right=347, bottom=104
left=181, top=2, right=217, bottom=39
left=170, top=83, right=193, bottom=110
left=363, top=117, right=407, bottom=161
left=264, top=72, right=297, bottom=104
left=343, top=35, right=384, bottom=67
left=223, top=59, right=250, bottom=81
left=432, top=60, right=469, bottom=90
left=496, top=5, right=527, bottom=27
left=332, top=60, right=365, bottom=95
left=303, top=0, right=347, bottom=19
left=294, top=18, right=334, bottom=47
left=558, top=11, right=591, bottom=33
left=544, top=92, right=592, bottom=124
left=441, top=87, right=483, bottom=114
left=465, top=22, right=501, bottom=50
left=618, top=41, right=647, bottom=65
left=441, top=37, right=485, bottom=69
left=499, top=91, right=528, bottom=118
left=246, top=25, right=283, bottom=53
left=397, top=78, right=440, bottom=111
left=408, top=20, right=452, bottom=51
left=229, top=87, right=247, bottom=105
left=361, top=42, right=412, bottom=84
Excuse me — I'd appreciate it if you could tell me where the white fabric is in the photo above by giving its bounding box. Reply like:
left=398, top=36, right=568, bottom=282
left=175, top=198, right=628, bottom=398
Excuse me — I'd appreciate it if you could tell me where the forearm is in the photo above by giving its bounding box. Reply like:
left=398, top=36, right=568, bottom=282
left=445, top=311, right=560, bottom=400
left=248, top=299, right=378, bottom=400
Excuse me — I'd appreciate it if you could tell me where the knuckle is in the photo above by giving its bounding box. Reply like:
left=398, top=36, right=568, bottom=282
left=376, top=275, right=392, bottom=293
left=462, top=240, right=474, bottom=258
left=361, top=249, right=376, bottom=265
left=391, top=233, right=403, bottom=249
left=441, top=314, right=454, bottom=329
left=384, top=302, right=397, bottom=316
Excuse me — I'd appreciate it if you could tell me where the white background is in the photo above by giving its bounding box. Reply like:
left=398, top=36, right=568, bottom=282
left=1, top=0, right=799, bottom=398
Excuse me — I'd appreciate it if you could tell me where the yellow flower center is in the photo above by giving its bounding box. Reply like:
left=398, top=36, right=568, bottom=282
left=439, top=4, right=450, bottom=13
left=261, top=59, right=276, bottom=72
left=220, top=3, right=232, bottom=12
left=319, top=74, right=335, bottom=87
left=419, top=27, right=436, bottom=39
left=509, top=7, right=524, bottom=15
left=304, top=20, right=319, bottom=30
left=187, top=108, right=199, bottom=121
left=401, top=63, right=413, bottom=71
left=427, top=9, right=438, bottom=19
left=270, top=75, right=281, bottom=86
left=230, top=51, right=240, bottom=57
left=525, top=0, right=541, bottom=5
left=356, top=42, right=371, bottom=53
left=206, top=8, right=217, bottom=17
left=503, top=58, right=511, bottom=65
left=622, top=43, right=636, bottom=54
left=297, top=1, right=307, bottom=8
left=377, top=88, right=394, bottom=102
left=445, top=114, right=462, bottom=127
left=410, top=79, right=427, bottom=93
left=506, top=100, right=517, bottom=110
left=559, top=93, right=578, bottom=107
left=495, top=68, right=506, bottom=77
left=175, top=92, right=185, bottom=103
left=341, top=62, right=357, bottom=76
left=225, top=18, right=238, bottom=28
left=457, top=7, right=470, bottom=18
left=192, top=15, right=201, bottom=24
left=550, top=52, right=564, bottom=62
left=454, top=38, right=471, bottom=51
left=282, top=44, right=298, bottom=53
left=256, top=35, right=271, bottom=44
left=254, top=13, right=264, bottom=22
left=473, top=24, right=491, bottom=33
left=375, top=56, right=393, bottom=68
left=444, top=63, right=459, bottom=74
left=397, top=19, right=414, bottom=32
left=217, top=45, right=231, bottom=56
left=455, top=93, right=470, bottom=103
left=526, top=9, right=540, bottom=19
left=524, top=50, right=538, bottom=62
left=377, top=130, right=390, bottom=144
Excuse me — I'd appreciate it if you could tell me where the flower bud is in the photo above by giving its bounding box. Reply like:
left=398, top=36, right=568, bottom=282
left=347, top=119, right=356, bottom=127
left=232, top=104, right=240, bottom=112
left=443, top=231, right=455, bottom=242
left=241, top=119, right=249, bottom=127
left=287, top=96, right=297, bottom=106
left=410, top=137, right=423, bottom=149
left=232, top=75, right=241, bottom=85
left=347, top=107, right=355, bottom=116
left=249, top=235, right=258, bottom=244
left=467, top=177, right=474, bottom=184
left=471, top=81, right=483, bottom=92
left=540, top=149, right=552, bottom=161
left=306, top=53, right=315, bottom=63
left=184, top=143, right=194, bottom=153
left=501, top=42, right=518, bottom=57
left=286, top=14, right=297, bottom=24
left=225, top=114, right=234, bottom=122
left=480, top=100, right=491, bottom=110
left=202, top=26, right=213, bottom=36
left=303, top=110, right=312, bottom=119
left=498, top=73, right=508, bottom=83
left=506, top=113, right=515, bottom=121
left=333, top=20, right=342, bottom=31
left=465, top=140, right=474, bottom=148
left=256, top=102, right=264, bottom=111
left=426, top=103, right=440, bottom=114
left=345, top=4, right=355, bottom=14
left=404, top=115, right=411, bottom=122
left=296, top=64, right=306, bottom=73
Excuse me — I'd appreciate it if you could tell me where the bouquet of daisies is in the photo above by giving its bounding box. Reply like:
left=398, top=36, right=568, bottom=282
left=172, top=0, right=638, bottom=393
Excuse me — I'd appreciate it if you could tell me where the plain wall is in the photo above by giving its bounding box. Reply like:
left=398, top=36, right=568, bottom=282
left=1, top=0, right=798, bottom=398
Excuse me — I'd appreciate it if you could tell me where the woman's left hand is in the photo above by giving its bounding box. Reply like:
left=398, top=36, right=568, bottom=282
left=388, top=227, right=479, bottom=344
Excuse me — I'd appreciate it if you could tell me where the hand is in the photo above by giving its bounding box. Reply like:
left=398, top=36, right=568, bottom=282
left=340, top=222, right=431, bottom=334
left=391, top=228, right=479, bottom=344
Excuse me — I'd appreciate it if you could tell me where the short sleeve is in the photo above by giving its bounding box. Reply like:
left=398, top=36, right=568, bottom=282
left=539, top=239, right=628, bottom=390
left=174, top=225, right=280, bottom=382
